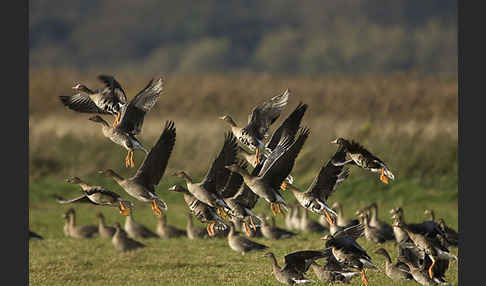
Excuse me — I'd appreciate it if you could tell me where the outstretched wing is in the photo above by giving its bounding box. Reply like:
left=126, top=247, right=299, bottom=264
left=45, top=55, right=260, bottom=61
left=132, top=121, right=176, bottom=192
left=52, top=194, right=95, bottom=205
left=116, top=77, right=164, bottom=135
left=243, top=89, right=290, bottom=142
left=308, top=146, right=350, bottom=201
left=283, top=250, right=325, bottom=274
left=201, top=132, right=239, bottom=195
left=260, top=127, right=310, bottom=190
left=59, top=93, right=110, bottom=114
left=97, top=74, right=127, bottom=104
left=265, top=102, right=307, bottom=151
left=220, top=159, right=247, bottom=198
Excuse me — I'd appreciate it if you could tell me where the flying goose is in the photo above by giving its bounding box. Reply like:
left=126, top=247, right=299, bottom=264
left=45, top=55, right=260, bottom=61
left=99, top=120, right=176, bottom=216
left=264, top=250, right=325, bottom=285
left=220, top=89, right=290, bottom=165
left=89, top=77, right=164, bottom=168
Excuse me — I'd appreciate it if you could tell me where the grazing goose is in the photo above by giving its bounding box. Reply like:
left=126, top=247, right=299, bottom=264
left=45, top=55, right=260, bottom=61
left=224, top=160, right=263, bottom=236
left=227, top=222, right=268, bottom=255
left=59, top=176, right=133, bottom=216
left=90, top=77, right=164, bottom=168
left=96, top=212, right=116, bottom=238
left=281, top=146, right=350, bottom=222
left=169, top=184, right=226, bottom=236
left=124, top=212, right=159, bottom=239
left=374, top=248, right=413, bottom=281
left=99, top=120, right=176, bottom=216
left=173, top=132, right=238, bottom=218
left=60, top=75, right=127, bottom=126
left=310, top=249, right=360, bottom=284
left=264, top=250, right=325, bottom=285
left=226, top=127, right=310, bottom=217
left=112, top=223, right=145, bottom=252
left=64, top=208, right=98, bottom=239
left=321, top=223, right=376, bottom=286
left=260, top=215, right=296, bottom=240
left=392, top=221, right=456, bottom=279
left=156, top=213, right=186, bottom=239
left=365, top=202, right=394, bottom=241
left=330, top=138, right=394, bottom=184
left=186, top=213, right=209, bottom=239
left=238, top=102, right=308, bottom=185
left=220, top=89, right=290, bottom=165
left=299, top=209, right=328, bottom=234
left=29, top=230, right=43, bottom=240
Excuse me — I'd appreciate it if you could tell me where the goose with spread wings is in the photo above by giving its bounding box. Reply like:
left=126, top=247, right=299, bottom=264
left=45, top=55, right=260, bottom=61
left=60, top=75, right=127, bottom=126
left=55, top=176, right=133, bottom=216
left=264, top=250, right=325, bottom=285
left=330, top=137, right=394, bottom=184
left=225, top=127, right=310, bottom=217
left=281, top=146, right=350, bottom=223
left=98, top=120, right=176, bottom=217
left=220, top=89, right=290, bottom=165
left=173, top=132, right=238, bottom=218
left=89, top=77, right=164, bottom=168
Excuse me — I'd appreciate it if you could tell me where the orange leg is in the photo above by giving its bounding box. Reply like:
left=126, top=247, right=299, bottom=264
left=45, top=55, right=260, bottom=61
left=361, top=269, right=368, bottom=286
left=323, top=210, right=334, bottom=226
left=249, top=216, right=257, bottom=231
left=125, top=151, right=131, bottom=168
left=280, top=182, right=287, bottom=191
left=270, top=203, right=277, bottom=216
left=428, top=259, right=436, bottom=279
left=243, top=222, right=252, bottom=237
left=255, top=148, right=260, bottom=165
left=277, top=203, right=284, bottom=216
left=206, top=224, right=212, bottom=236
left=151, top=200, right=162, bottom=216
left=380, top=167, right=389, bottom=184
left=112, top=113, right=120, bottom=127
left=130, top=151, right=135, bottom=168
left=119, top=201, right=131, bottom=216
left=210, top=223, right=216, bottom=236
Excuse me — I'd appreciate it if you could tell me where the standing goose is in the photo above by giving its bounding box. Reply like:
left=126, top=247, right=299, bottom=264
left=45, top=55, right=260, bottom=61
left=238, top=102, right=308, bottom=185
left=264, top=250, right=325, bottom=285
left=321, top=224, right=376, bottom=286
left=156, top=213, right=186, bottom=239
left=359, top=212, right=388, bottom=244
left=60, top=75, right=127, bottom=126
left=124, top=212, right=159, bottom=239
left=225, top=127, right=310, bottom=217
left=99, top=120, right=176, bottom=217
left=365, top=202, right=394, bottom=241
left=63, top=208, right=98, bottom=239
left=168, top=184, right=226, bottom=236
left=96, top=212, right=116, bottom=238
left=59, top=176, right=133, bottom=216
left=112, top=222, right=145, bottom=252
left=220, top=89, right=290, bottom=165
left=90, top=77, right=164, bottom=168
left=260, top=215, right=296, bottom=240
left=332, top=202, right=359, bottom=228
left=173, top=132, right=238, bottom=218
left=330, top=137, right=394, bottom=184
left=186, top=213, right=209, bottom=239
left=281, top=146, right=350, bottom=222
left=374, top=248, right=413, bottom=281
left=227, top=222, right=268, bottom=255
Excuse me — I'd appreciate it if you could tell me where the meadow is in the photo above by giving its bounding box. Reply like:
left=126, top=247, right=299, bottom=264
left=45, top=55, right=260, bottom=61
left=29, top=69, right=458, bottom=285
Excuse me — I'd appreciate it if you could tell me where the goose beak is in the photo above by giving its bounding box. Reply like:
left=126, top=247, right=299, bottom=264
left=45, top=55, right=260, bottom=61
left=330, top=139, right=338, bottom=144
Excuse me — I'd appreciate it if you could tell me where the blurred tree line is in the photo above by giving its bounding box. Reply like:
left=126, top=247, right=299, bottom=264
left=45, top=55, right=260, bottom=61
left=29, top=0, right=457, bottom=75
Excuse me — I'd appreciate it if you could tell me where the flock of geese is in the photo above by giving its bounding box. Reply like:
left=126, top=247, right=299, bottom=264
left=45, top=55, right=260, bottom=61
left=29, top=75, right=458, bottom=285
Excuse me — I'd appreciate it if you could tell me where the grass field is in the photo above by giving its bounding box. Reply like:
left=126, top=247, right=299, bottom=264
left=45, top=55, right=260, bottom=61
left=29, top=71, right=458, bottom=285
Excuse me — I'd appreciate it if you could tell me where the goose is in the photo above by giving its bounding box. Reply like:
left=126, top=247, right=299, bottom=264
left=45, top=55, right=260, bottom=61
left=330, top=137, right=394, bottom=184
left=365, top=202, right=394, bottom=241
left=374, top=248, right=413, bottom=281
left=99, top=120, right=176, bottom=216
left=359, top=212, right=388, bottom=244
left=264, top=250, right=325, bottom=285
left=281, top=146, right=350, bottom=222
left=124, top=212, right=159, bottom=239
left=310, top=249, right=360, bottom=284
left=96, top=212, right=116, bottom=238
left=227, top=222, right=268, bottom=255
left=186, top=213, right=209, bottom=239
left=63, top=208, right=98, bottom=239
left=260, top=215, right=296, bottom=240
left=225, top=127, right=310, bottom=217
left=173, top=132, right=238, bottom=219
left=156, top=213, right=186, bottom=239
left=168, top=184, right=226, bottom=236
left=112, top=223, right=145, bottom=252
left=58, top=176, right=133, bottom=216
left=220, top=89, right=290, bottom=165
left=60, top=75, right=127, bottom=126
left=331, top=202, right=359, bottom=228
left=90, top=77, right=164, bottom=168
